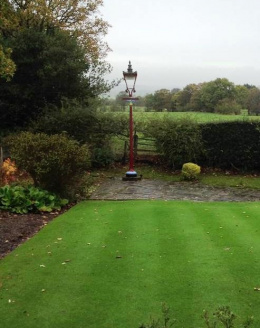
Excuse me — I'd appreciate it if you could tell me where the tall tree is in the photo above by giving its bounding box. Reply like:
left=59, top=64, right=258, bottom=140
left=234, top=85, right=249, bottom=108
left=3, top=0, right=110, bottom=62
left=247, top=88, right=260, bottom=115
left=0, top=0, right=114, bottom=130
left=0, top=28, right=98, bottom=129
left=198, top=78, right=236, bottom=112
left=174, top=84, right=199, bottom=111
left=153, top=89, right=172, bottom=111
left=0, top=1, right=16, bottom=80
left=144, top=93, right=155, bottom=112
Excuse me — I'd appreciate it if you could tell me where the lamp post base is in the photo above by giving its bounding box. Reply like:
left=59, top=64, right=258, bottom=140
left=122, top=170, right=142, bottom=181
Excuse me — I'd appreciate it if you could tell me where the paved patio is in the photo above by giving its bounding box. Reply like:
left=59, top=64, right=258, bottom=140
left=90, top=178, right=260, bottom=202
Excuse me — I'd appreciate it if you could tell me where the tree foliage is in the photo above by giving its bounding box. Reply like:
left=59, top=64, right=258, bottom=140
left=234, top=85, right=249, bottom=108
left=173, top=84, right=200, bottom=111
left=197, top=78, right=236, bottom=112
left=0, top=0, right=114, bottom=130
left=144, top=89, right=178, bottom=112
left=215, top=99, right=242, bottom=115
left=0, top=28, right=95, bottom=129
left=0, top=44, right=15, bottom=80
left=171, top=78, right=253, bottom=114
left=144, top=93, right=155, bottom=111
left=153, top=89, right=172, bottom=111
left=2, top=0, right=110, bottom=62
left=0, top=1, right=16, bottom=80
left=30, top=100, right=129, bottom=143
left=247, top=87, right=260, bottom=115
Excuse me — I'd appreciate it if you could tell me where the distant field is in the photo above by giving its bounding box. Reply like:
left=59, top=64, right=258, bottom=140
left=107, top=110, right=260, bottom=123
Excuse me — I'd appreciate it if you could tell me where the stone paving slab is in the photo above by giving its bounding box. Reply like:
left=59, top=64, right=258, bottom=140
left=90, top=178, right=260, bottom=202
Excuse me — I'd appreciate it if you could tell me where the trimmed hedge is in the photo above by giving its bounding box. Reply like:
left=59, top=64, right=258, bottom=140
left=146, top=118, right=260, bottom=171
left=145, top=118, right=203, bottom=169
left=200, top=121, right=260, bottom=170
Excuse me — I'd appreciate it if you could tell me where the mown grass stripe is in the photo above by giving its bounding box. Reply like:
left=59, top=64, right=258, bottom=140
left=0, top=200, right=260, bottom=328
left=150, top=202, right=237, bottom=326
left=184, top=203, right=260, bottom=321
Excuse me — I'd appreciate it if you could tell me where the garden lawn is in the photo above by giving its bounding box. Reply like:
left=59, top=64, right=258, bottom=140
left=0, top=200, right=260, bottom=328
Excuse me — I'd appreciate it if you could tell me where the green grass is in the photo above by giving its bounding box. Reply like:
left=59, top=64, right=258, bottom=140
left=201, top=173, right=260, bottom=189
left=1, top=200, right=260, bottom=327
left=109, top=110, right=260, bottom=123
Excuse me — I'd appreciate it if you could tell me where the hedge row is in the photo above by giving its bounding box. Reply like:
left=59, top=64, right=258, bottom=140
left=200, top=121, right=260, bottom=170
left=147, top=119, right=260, bottom=170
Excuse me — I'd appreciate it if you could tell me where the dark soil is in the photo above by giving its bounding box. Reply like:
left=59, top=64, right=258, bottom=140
left=0, top=207, right=71, bottom=259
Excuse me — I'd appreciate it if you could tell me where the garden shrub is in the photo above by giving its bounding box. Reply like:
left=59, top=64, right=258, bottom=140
left=5, top=132, right=90, bottom=198
left=200, top=121, right=260, bottom=170
left=1, top=158, right=17, bottom=185
left=91, top=144, right=115, bottom=168
left=30, top=101, right=100, bottom=144
left=30, top=103, right=130, bottom=167
left=145, top=117, right=203, bottom=169
left=31, top=102, right=130, bottom=145
left=0, top=185, right=68, bottom=214
left=181, top=162, right=201, bottom=181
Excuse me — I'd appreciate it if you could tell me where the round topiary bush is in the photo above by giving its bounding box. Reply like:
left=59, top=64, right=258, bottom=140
left=181, top=162, right=201, bottom=181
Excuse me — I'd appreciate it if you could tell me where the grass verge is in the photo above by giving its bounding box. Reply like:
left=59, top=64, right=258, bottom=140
left=0, top=200, right=260, bottom=327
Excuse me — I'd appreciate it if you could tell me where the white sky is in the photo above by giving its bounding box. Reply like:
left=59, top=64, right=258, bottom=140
left=101, top=0, right=260, bottom=97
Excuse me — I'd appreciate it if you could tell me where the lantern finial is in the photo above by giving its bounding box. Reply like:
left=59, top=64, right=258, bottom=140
left=127, top=61, right=133, bottom=73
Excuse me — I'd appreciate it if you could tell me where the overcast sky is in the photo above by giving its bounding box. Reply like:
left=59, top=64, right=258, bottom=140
left=101, top=0, right=260, bottom=97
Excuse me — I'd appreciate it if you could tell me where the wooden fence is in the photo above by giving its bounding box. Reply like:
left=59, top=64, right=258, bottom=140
left=122, top=132, right=159, bottom=163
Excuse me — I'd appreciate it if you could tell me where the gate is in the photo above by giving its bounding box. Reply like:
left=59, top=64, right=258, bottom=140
left=122, top=132, right=159, bottom=163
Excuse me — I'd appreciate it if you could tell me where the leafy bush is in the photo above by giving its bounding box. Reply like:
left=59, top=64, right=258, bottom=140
left=30, top=103, right=130, bottom=168
left=1, top=158, right=17, bottom=185
left=30, top=100, right=100, bottom=144
left=0, top=185, right=68, bottom=214
left=181, top=162, right=201, bottom=181
left=91, top=144, right=115, bottom=168
left=5, top=132, right=90, bottom=198
left=145, top=117, right=203, bottom=169
left=31, top=102, right=129, bottom=145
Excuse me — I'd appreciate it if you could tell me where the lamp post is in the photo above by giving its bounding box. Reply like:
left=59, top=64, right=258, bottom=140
left=122, top=61, right=141, bottom=181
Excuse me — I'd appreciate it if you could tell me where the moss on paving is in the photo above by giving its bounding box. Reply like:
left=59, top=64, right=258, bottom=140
left=0, top=200, right=260, bottom=327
